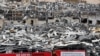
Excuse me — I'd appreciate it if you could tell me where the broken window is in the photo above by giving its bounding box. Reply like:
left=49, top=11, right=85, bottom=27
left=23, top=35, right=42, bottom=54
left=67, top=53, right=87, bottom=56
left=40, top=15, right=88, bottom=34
left=48, top=17, right=54, bottom=19
left=48, top=13, right=54, bottom=19
left=5, top=10, right=23, bottom=21
left=23, top=20, right=26, bottom=24
left=97, top=20, right=100, bottom=25
left=38, top=17, right=46, bottom=21
left=73, top=16, right=79, bottom=19
left=0, top=26, right=1, bottom=28
left=88, top=20, right=92, bottom=24
left=55, top=20, right=59, bottom=22
left=31, top=20, right=34, bottom=25
left=81, top=18, right=87, bottom=23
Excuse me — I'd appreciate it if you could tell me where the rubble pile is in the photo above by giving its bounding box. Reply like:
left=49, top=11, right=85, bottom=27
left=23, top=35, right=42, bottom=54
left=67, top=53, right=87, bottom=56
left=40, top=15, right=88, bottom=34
left=0, top=1, right=99, bottom=56
left=0, top=22, right=99, bottom=53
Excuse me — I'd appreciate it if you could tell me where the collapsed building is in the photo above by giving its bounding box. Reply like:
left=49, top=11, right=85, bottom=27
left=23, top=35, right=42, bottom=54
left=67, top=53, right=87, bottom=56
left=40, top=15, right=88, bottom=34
left=0, top=0, right=99, bottom=56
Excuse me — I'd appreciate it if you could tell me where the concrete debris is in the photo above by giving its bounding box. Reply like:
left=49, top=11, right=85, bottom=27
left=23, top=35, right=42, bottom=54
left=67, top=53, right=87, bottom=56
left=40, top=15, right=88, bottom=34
left=0, top=1, right=99, bottom=56
left=0, top=21, right=99, bottom=53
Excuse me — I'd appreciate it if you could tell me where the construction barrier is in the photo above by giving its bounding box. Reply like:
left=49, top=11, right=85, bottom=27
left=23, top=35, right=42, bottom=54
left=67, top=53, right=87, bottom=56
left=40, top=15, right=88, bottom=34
left=0, top=53, right=31, bottom=56
left=55, top=50, right=86, bottom=56
left=0, top=51, right=85, bottom=56
left=0, top=53, right=16, bottom=56
left=32, top=52, right=52, bottom=56
left=16, top=53, right=31, bottom=56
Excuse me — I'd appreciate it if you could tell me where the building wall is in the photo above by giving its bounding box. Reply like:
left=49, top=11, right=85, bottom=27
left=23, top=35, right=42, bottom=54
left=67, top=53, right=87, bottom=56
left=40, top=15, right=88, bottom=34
left=85, top=0, right=100, bottom=4
left=63, top=0, right=80, bottom=3
left=38, top=0, right=63, bottom=2
left=0, top=19, right=4, bottom=30
left=25, top=18, right=39, bottom=26
left=88, top=16, right=100, bottom=25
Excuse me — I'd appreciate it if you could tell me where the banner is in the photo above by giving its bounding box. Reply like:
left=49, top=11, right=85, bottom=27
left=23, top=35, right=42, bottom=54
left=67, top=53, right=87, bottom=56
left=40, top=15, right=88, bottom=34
left=61, top=51, right=85, bottom=56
